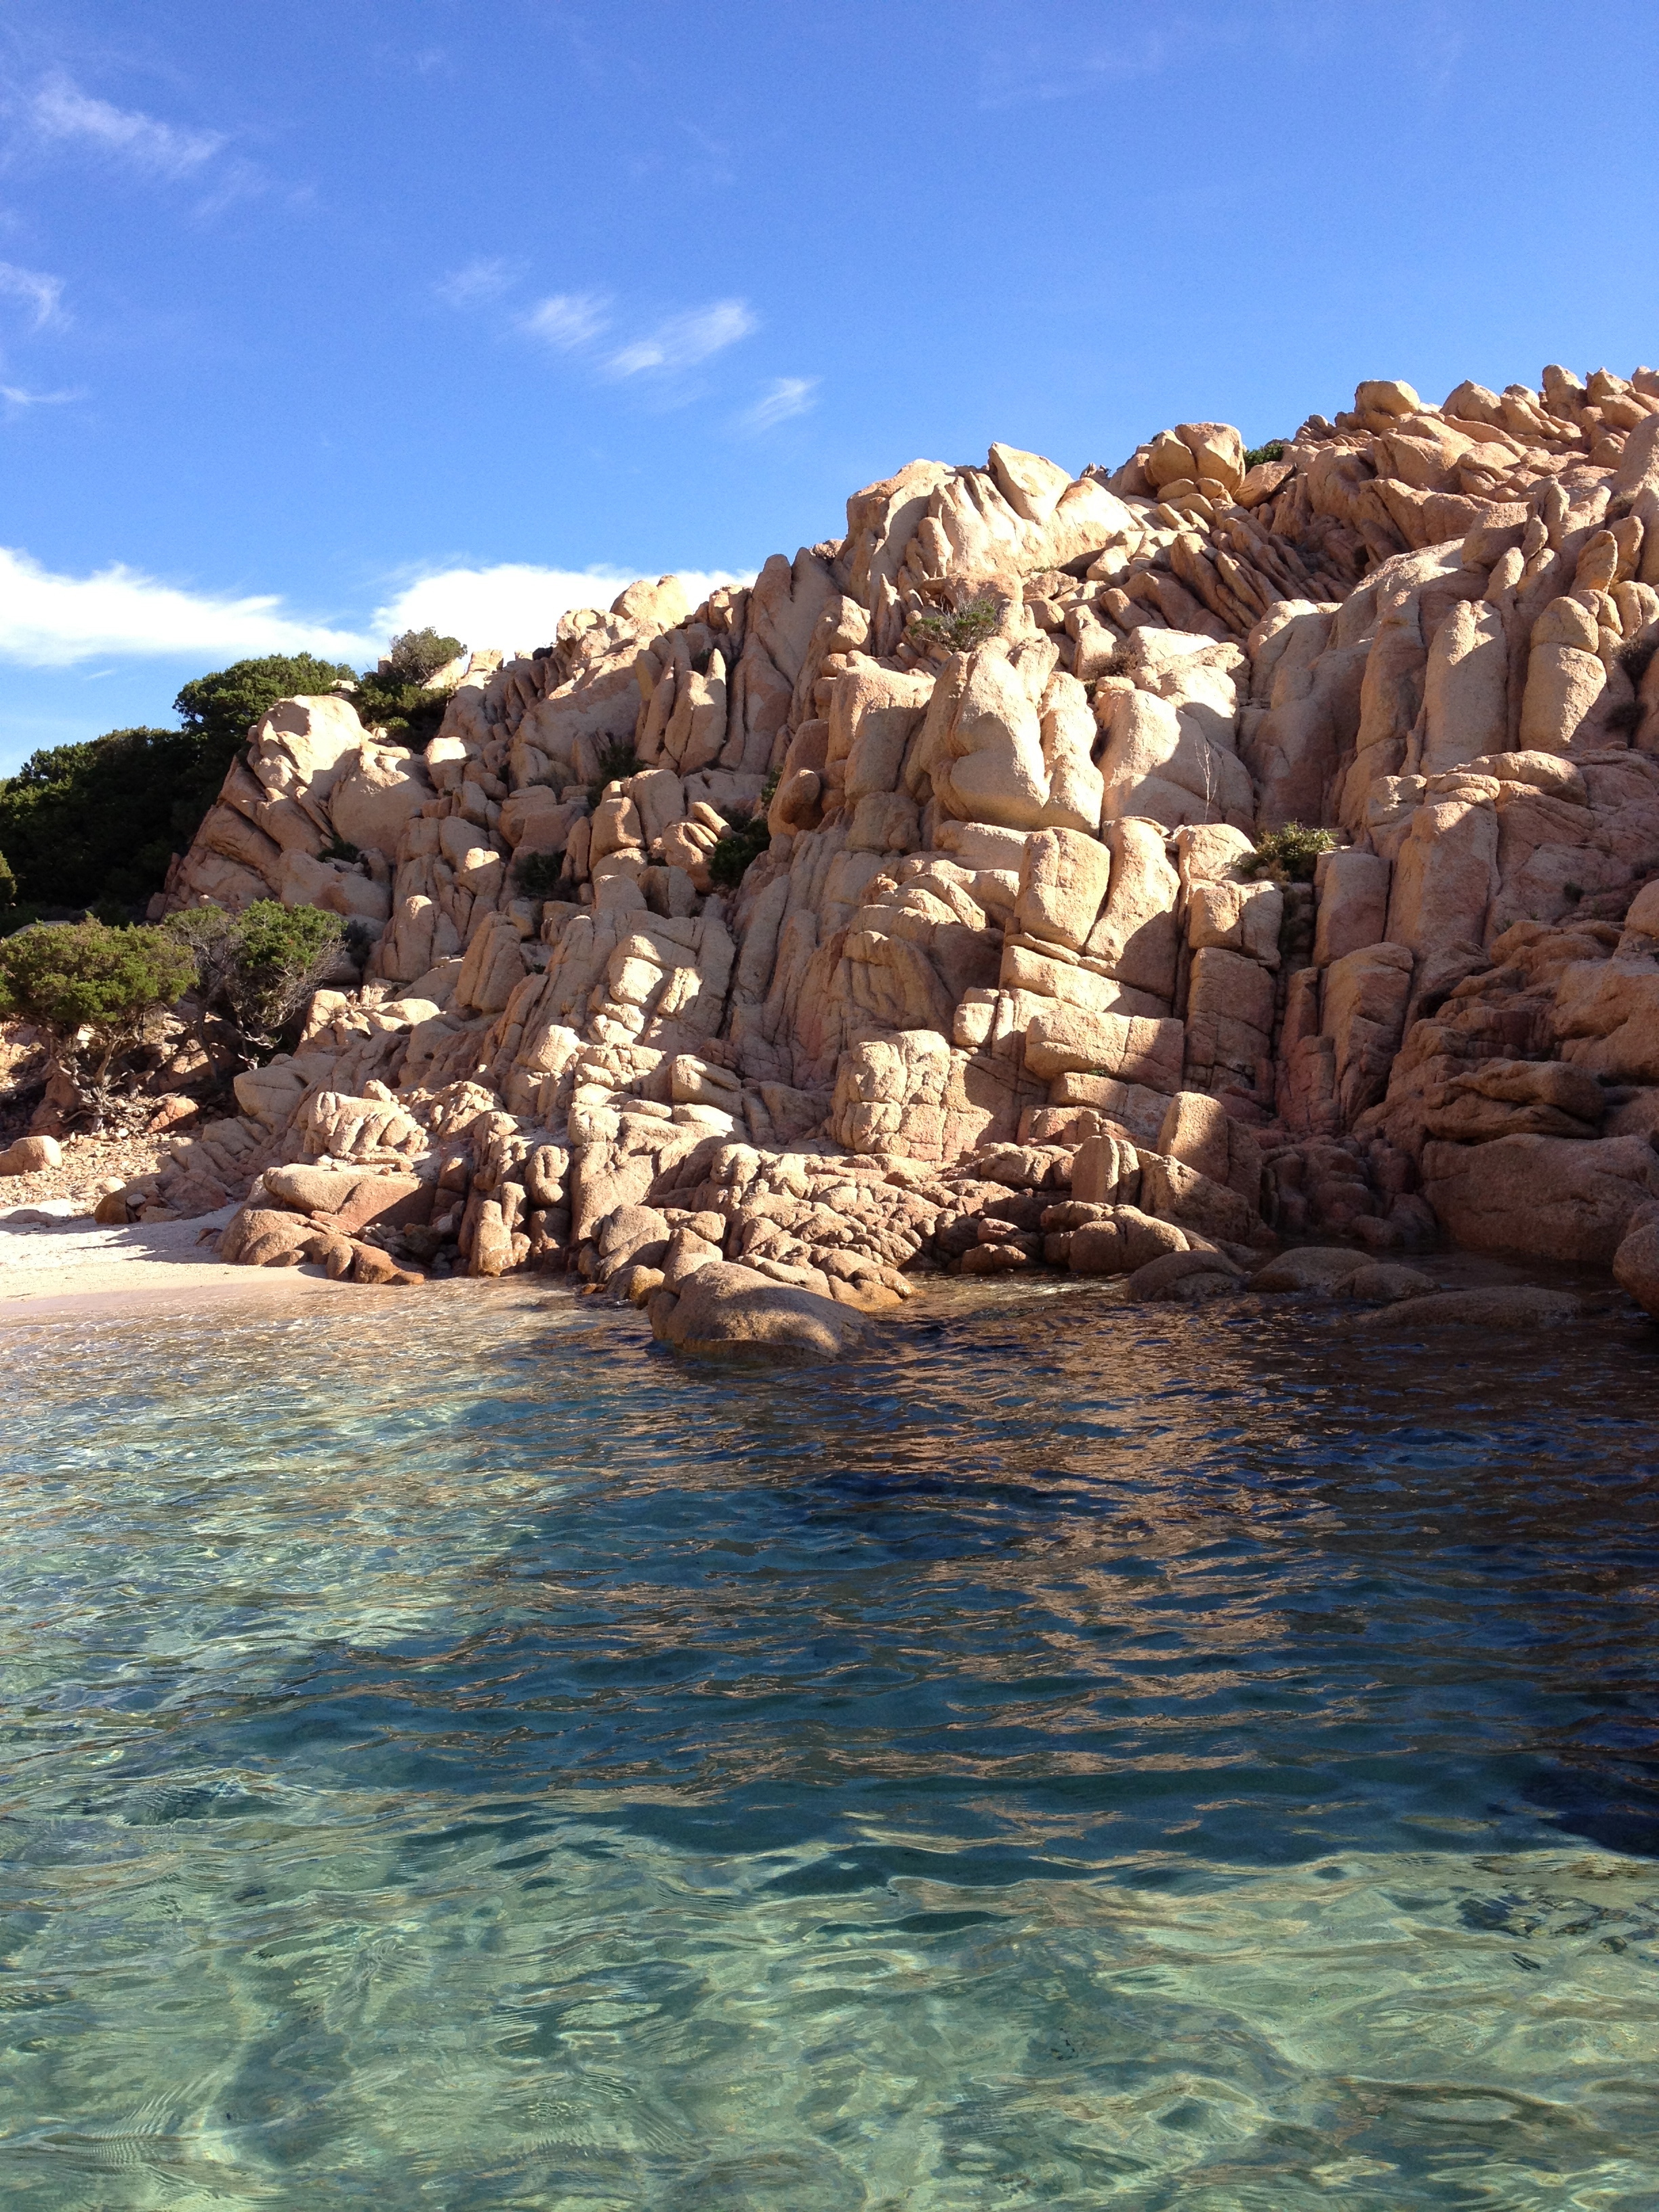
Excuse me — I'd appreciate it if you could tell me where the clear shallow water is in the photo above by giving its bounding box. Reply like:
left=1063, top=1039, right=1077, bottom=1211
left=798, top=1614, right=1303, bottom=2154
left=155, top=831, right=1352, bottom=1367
left=3, top=1279, right=1659, bottom=2210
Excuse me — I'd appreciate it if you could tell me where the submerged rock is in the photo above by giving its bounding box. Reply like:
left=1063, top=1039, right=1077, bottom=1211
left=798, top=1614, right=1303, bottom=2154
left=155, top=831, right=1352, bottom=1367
left=1343, top=1285, right=1584, bottom=1332
left=1250, top=1246, right=1372, bottom=1292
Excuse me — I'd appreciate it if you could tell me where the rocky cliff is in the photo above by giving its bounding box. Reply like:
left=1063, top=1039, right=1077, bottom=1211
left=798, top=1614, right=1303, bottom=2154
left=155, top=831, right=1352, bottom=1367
left=134, top=363, right=1659, bottom=1342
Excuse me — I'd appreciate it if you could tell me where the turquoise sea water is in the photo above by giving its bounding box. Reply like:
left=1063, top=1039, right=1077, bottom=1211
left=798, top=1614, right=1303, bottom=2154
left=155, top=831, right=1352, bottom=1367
left=3, top=1275, right=1659, bottom=2209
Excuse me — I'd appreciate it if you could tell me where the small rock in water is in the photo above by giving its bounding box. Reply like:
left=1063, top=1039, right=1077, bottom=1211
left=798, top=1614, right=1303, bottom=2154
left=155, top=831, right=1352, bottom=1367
left=1251, top=1248, right=1369, bottom=1294
left=1344, top=1286, right=1583, bottom=1332
left=1126, top=1248, right=1242, bottom=1302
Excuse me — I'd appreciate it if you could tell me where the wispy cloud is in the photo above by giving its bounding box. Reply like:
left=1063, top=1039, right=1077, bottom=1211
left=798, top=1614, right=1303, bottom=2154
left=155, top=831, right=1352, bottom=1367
left=520, top=291, right=611, bottom=350
left=0, top=261, right=66, bottom=330
left=30, top=77, right=225, bottom=180
left=740, top=376, right=818, bottom=434
left=607, top=298, right=757, bottom=378
left=976, top=14, right=1247, bottom=109
left=436, top=256, right=522, bottom=310
left=0, top=547, right=371, bottom=669
left=1, top=384, right=81, bottom=409
left=372, top=562, right=754, bottom=653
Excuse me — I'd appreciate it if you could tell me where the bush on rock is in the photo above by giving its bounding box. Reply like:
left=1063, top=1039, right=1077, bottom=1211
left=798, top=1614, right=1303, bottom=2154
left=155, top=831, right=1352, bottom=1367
left=350, top=628, right=466, bottom=750
left=167, top=900, right=344, bottom=1067
left=1244, top=823, right=1337, bottom=884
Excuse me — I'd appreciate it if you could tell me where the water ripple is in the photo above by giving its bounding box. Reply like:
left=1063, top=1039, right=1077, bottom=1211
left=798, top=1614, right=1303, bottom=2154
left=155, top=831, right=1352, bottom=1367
left=2, top=1280, right=1659, bottom=2206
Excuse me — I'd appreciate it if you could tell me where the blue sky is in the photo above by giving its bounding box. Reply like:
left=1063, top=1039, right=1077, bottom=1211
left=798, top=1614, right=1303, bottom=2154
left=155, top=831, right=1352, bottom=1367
left=2, top=0, right=1657, bottom=773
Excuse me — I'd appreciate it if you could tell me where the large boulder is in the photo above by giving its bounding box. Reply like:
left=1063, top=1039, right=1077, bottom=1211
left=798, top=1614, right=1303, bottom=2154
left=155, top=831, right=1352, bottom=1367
left=1553, top=959, right=1659, bottom=1083
left=648, top=1261, right=868, bottom=1360
left=0, top=1134, right=62, bottom=1176
left=1097, top=684, right=1254, bottom=832
left=1251, top=1246, right=1371, bottom=1292
left=609, top=574, right=690, bottom=632
left=1136, top=1151, right=1260, bottom=1244
left=1014, top=827, right=1112, bottom=951
left=928, top=641, right=1054, bottom=830
left=262, top=1165, right=432, bottom=1235
left=1421, top=1133, right=1659, bottom=1264
left=518, top=660, right=643, bottom=767
left=1313, top=848, right=1391, bottom=966
left=1322, top=943, right=1414, bottom=1122
left=219, top=1207, right=331, bottom=1268
left=1084, top=819, right=1181, bottom=1001
left=247, top=695, right=367, bottom=812
left=328, top=742, right=433, bottom=858
left=1023, top=1006, right=1184, bottom=1091
left=1384, top=795, right=1497, bottom=962
left=1421, top=600, right=1509, bottom=774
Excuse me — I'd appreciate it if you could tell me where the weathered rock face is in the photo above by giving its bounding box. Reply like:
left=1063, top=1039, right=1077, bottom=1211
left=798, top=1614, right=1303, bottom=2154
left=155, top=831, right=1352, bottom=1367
left=144, top=361, right=1659, bottom=1326
left=1421, top=1133, right=1659, bottom=1265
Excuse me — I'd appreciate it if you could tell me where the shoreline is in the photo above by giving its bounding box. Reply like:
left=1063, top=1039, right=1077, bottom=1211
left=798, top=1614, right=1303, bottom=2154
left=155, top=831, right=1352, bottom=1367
left=0, top=1203, right=1627, bottom=1334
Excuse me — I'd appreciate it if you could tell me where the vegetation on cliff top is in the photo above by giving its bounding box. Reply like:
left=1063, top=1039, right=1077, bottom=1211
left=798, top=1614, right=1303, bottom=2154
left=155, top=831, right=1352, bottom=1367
left=0, top=654, right=356, bottom=924
left=0, top=637, right=459, bottom=930
left=351, top=628, right=465, bottom=749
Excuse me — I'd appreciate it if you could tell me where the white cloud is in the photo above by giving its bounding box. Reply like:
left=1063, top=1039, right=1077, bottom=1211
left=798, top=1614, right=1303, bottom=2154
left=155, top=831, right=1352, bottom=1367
left=435, top=256, right=521, bottom=310
left=0, top=547, right=371, bottom=669
left=0, top=384, right=81, bottom=408
left=0, top=547, right=762, bottom=675
left=607, top=297, right=757, bottom=377
left=0, top=261, right=65, bottom=329
left=371, top=562, right=755, bottom=655
left=741, top=375, right=819, bottom=433
left=520, top=292, right=610, bottom=350
left=30, top=77, right=225, bottom=179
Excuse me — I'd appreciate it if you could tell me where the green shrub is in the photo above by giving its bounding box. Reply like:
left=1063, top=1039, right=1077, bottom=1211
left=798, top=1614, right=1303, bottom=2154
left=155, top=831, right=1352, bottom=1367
left=352, top=628, right=466, bottom=750
left=1242, top=441, right=1288, bottom=471
left=907, top=598, right=1001, bottom=655
left=705, top=815, right=769, bottom=888
left=0, top=919, right=196, bottom=1080
left=514, top=850, right=569, bottom=900
left=379, top=628, right=464, bottom=684
left=585, top=739, right=640, bottom=811
left=1246, top=822, right=1338, bottom=882
left=342, top=918, right=378, bottom=970
left=0, top=725, right=220, bottom=911
left=0, top=848, right=14, bottom=909
left=702, top=771, right=781, bottom=892
left=1604, top=696, right=1645, bottom=737
left=167, top=899, right=344, bottom=1066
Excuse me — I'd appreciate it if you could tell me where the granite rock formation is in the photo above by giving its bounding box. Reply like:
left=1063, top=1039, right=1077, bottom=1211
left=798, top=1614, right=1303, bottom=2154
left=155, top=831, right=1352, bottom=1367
left=129, top=365, right=1659, bottom=1345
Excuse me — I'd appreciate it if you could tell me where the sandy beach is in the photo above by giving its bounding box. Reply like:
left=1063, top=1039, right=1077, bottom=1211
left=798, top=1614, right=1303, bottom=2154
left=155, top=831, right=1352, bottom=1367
left=0, top=1202, right=351, bottom=1319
